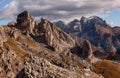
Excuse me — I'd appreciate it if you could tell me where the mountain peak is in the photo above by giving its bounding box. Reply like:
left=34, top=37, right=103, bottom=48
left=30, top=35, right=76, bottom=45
left=16, top=11, right=36, bottom=34
left=54, top=20, right=67, bottom=31
left=17, top=11, right=29, bottom=19
left=41, top=18, right=47, bottom=23
left=80, top=16, right=107, bottom=26
left=89, top=16, right=101, bottom=20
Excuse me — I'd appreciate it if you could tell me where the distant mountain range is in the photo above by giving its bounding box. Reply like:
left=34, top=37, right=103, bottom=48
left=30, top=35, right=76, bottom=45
left=54, top=16, right=120, bottom=60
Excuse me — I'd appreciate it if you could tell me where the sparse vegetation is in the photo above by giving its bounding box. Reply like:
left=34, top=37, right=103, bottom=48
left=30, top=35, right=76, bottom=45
left=4, top=37, right=26, bottom=62
left=93, top=60, right=120, bottom=78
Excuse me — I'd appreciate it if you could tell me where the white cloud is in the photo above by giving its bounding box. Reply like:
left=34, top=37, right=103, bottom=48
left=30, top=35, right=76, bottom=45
left=0, top=0, right=120, bottom=22
left=109, top=21, right=115, bottom=27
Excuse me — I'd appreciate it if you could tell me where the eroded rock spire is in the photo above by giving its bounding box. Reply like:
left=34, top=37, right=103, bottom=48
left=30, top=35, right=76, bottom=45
left=16, top=11, right=36, bottom=34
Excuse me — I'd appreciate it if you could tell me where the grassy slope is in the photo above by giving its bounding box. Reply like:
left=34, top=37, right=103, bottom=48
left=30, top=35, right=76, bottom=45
left=94, top=60, right=120, bottom=78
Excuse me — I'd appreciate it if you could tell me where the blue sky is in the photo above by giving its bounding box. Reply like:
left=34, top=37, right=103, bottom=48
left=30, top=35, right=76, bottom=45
left=0, top=0, right=12, bottom=10
left=0, top=0, right=120, bottom=26
left=97, top=9, right=120, bottom=26
left=0, top=0, right=12, bottom=25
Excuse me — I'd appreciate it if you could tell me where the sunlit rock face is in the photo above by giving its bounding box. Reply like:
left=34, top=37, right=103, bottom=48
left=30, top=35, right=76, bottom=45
left=37, top=18, right=76, bottom=52
left=0, top=26, right=7, bottom=46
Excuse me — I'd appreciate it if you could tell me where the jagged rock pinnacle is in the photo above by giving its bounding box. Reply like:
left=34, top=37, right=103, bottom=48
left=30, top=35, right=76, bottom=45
left=36, top=18, right=76, bottom=52
left=16, top=11, right=36, bottom=34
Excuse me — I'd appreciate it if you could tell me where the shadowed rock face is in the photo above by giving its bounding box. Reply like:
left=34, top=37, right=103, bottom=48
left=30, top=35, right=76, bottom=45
left=81, top=40, right=95, bottom=63
left=81, top=40, right=92, bottom=59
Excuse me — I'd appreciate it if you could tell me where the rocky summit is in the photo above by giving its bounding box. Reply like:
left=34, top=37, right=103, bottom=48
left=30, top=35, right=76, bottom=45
left=0, top=11, right=120, bottom=78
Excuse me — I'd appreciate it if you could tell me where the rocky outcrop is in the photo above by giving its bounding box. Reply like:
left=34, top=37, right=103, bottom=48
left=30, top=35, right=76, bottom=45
left=37, top=18, right=76, bottom=52
left=81, top=40, right=93, bottom=59
left=80, top=40, right=96, bottom=63
left=0, top=26, right=7, bottom=46
left=16, top=11, right=36, bottom=34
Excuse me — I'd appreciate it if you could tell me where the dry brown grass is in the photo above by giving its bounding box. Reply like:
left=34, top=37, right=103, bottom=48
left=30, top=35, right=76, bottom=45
left=4, top=38, right=26, bottom=62
left=2, top=26, right=11, bottom=34
left=113, top=27, right=120, bottom=34
left=93, top=60, right=120, bottom=78
left=96, top=26, right=114, bottom=36
left=16, top=35, right=37, bottom=47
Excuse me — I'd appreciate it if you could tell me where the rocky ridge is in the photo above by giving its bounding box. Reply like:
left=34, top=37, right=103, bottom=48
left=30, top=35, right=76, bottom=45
left=0, top=11, right=103, bottom=78
left=0, top=11, right=105, bottom=78
left=54, top=16, right=120, bottom=60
